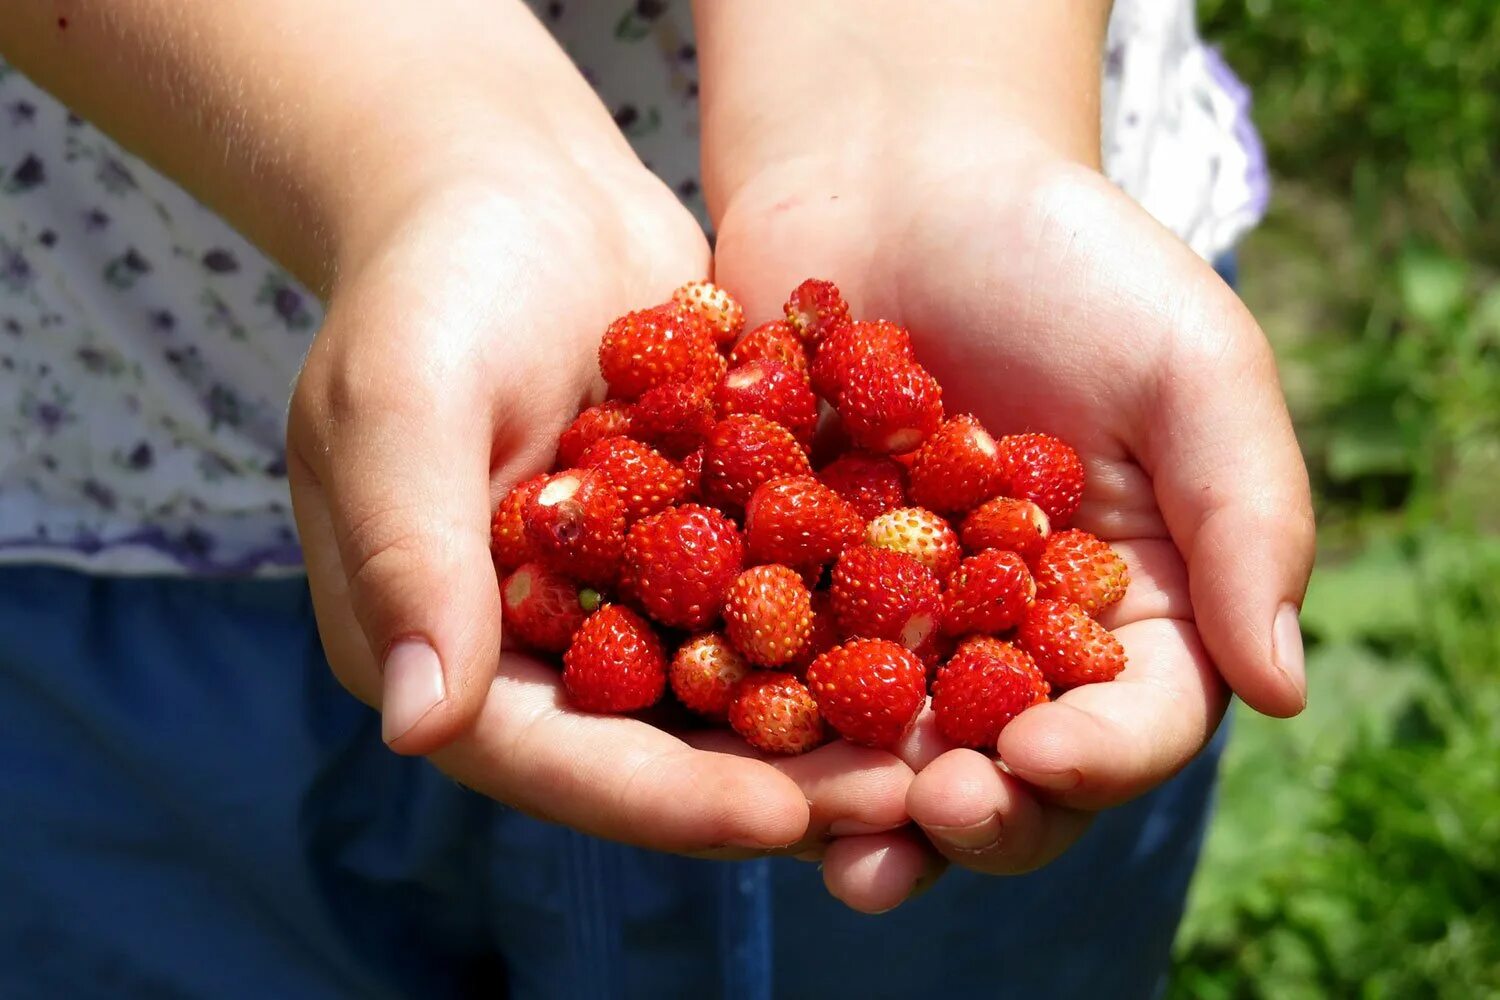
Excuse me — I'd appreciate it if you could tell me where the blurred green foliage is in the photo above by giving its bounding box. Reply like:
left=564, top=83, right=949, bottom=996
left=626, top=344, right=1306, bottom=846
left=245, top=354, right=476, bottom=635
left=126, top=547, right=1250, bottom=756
left=1172, top=2, right=1500, bottom=995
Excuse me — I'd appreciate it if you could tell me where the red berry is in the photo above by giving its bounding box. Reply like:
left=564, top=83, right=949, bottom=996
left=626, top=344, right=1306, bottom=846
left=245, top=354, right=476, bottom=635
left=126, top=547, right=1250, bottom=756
left=701, top=414, right=812, bottom=513
left=805, top=638, right=927, bottom=750
left=810, top=319, right=913, bottom=401
left=670, top=632, right=751, bottom=719
left=598, top=304, right=718, bottom=400
left=816, top=452, right=909, bottom=520
left=931, top=637, right=1050, bottom=749
left=743, top=475, right=863, bottom=570
left=836, top=359, right=943, bottom=455
left=1017, top=599, right=1126, bottom=688
left=622, top=504, right=745, bottom=629
left=731, top=320, right=810, bottom=374
left=556, top=401, right=633, bottom=469
left=960, top=497, right=1051, bottom=561
left=631, top=376, right=717, bottom=458
left=500, top=562, right=599, bottom=653
left=712, top=360, right=818, bottom=444
left=563, top=605, right=667, bottom=712
left=783, top=278, right=850, bottom=345
left=579, top=437, right=688, bottom=524
left=1033, top=529, right=1129, bottom=617
left=942, top=550, right=1036, bottom=636
left=491, top=473, right=547, bottom=570
left=995, top=433, right=1086, bottom=527
left=523, top=469, right=625, bottom=586
left=672, top=280, right=745, bottom=347
left=907, top=414, right=1002, bottom=514
left=722, top=565, right=814, bottom=667
left=830, top=546, right=944, bottom=661
left=729, top=672, right=826, bottom=755
left=864, top=506, right=963, bottom=581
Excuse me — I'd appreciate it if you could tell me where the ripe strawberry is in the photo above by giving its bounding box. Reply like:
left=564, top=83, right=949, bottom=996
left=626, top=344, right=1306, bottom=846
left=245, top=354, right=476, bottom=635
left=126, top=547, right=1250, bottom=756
left=809, top=319, right=913, bottom=401
left=712, top=360, right=818, bottom=444
left=622, top=504, right=744, bottom=629
left=743, top=475, right=862, bottom=570
left=931, top=637, right=1050, bottom=749
left=836, top=359, right=943, bottom=454
left=995, top=433, right=1086, bottom=527
left=942, top=550, right=1036, bottom=636
left=579, top=437, right=688, bottom=524
left=805, top=638, right=927, bottom=749
left=700, top=414, right=812, bottom=512
left=672, top=280, right=745, bottom=347
left=729, top=672, right=826, bottom=755
left=816, top=451, right=909, bottom=520
left=907, top=414, right=1002, bottom=514
left=1017, top=599, right=1126, bottom=688
left=523, top=469, right=625, bottom=586
left=598, top=303, right=720, bottom=400
left=1033, top=529, right=1129, bottom=616
left=864, top=506, right=962, bottom=581
left=960, top=497, right=1051, bottom=561
left=630, top=376, right=717, bottom=458
left=830, top=546, right=944, bottom=660
left=783, top=278, right=850, bottom=344
left=730, top=320, right=810, bottom=374
left=670, top=632, right=750, bottom=719
left=722, top=565, right=814, bottom=667
left=500, top=562, right=600, bottom=653
left=555, top=401, right=633, bottom=469
left=491, top=473, right=547, bottom=569
left=562, top=604, right=667, bottom=712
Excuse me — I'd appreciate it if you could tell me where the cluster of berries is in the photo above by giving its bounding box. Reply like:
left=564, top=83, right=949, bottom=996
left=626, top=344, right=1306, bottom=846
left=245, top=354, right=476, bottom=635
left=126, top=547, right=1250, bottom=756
left=491, top=279, right=1129, bottom=755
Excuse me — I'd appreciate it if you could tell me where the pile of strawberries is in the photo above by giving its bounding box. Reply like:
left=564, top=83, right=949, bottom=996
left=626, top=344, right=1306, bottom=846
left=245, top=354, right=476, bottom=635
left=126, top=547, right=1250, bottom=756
left=491, top=279, right=1129, bottom=755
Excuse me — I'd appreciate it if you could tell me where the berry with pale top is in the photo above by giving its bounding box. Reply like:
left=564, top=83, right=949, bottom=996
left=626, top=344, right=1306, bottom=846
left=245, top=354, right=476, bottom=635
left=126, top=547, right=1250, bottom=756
left=712, top=359, right=818, bottom=444
left=722, top=564, right=814, bottom=667
left=784, top=278, right=850, bottom=345
left=835, top=359, right=944, bottom=455
left=491, top=473, right=547, bottom=570
left=864, top=506, right=962, bottom=581
left=562, top=604, right=667, bottom=713
left=729, top=672, right=826, bottom=755
left=670, top=633, right=751, bottom=719
left=522, top=469, right=625, bottom=586
left=672, top=280, right=745, bottom=347
left=830, top=545, right=944, bottom=660
left=805, top=638, right=927, bottom=750
left=907, top=414, right=1003, bottom=514
left=500, top=562, right=600, bottom=654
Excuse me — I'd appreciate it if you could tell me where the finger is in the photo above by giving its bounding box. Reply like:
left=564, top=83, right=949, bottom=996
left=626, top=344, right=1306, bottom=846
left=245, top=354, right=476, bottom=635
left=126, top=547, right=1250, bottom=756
left=820, top=828, right=945, bottom=914
left=892, top=701, right=960, bottom=773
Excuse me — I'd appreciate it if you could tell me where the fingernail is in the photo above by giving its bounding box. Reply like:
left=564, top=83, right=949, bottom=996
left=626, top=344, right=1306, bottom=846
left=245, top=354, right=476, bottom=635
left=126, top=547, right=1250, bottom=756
left=828, top=819, right=901, bottom=837
left=381, top=639, right=446, bottom=744
left=923, top=813, right=1001, bottom=852
left=1273, top=603, right=1307, bottom=707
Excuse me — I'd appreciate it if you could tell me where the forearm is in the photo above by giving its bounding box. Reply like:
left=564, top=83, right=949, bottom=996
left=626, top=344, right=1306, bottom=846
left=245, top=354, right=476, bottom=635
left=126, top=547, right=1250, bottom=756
left=0, top=0, right=635, bottom=291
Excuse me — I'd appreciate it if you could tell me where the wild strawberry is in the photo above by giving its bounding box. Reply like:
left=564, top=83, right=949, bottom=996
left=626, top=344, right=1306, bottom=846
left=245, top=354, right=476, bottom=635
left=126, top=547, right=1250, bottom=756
left=672, top=280, right=745, bottom=347
left=722, top=565, right=814, bottom=667
left=598, top=303, right=719, bottom=400
left=556, top=401, right=633, bottom=469
left=830, top=546, right=944, bottom=660
left=864, top=506, right=963, bottom=581
left=931, top=637, right=1050, bottom=749
left=942, top=550, right=1036, bottom=636
left=743, top=475, right=862, bottom=570
left=622, top=504, right=744, bottom=629
left=995, top=433, right=1085, bottom=527
left=729, top=672, right=826, bottom=755
left=836, top=360, right=943, bottom=454
left=1017, top=599, right=1126, bottom=688
left=810, top=319, right=914, bottom=401
left=784, top=278, right=850, bottom=344
left=1033, top=529, right=1129, bottom=616
left=805, top=638, right=927, bottom=749
left=562, top=604, right=667, bottom=712
left=816, top=452, right=909, bottom=519
left=730, top=320, right=810, bottom=374
left=491, top=473, right=547, bottom=569
left=670, top=632, right=751, bottom=719
left=712, top=360, right=818, bottom=444
left=630, top=376, right=717, bottom=458
left=960, top=497, right=1051, bottom=561
left=500, top=562, right=600, bottom=654
left=701, top=414, right=812, bottom=512
left=523, top=469, right=625, bottom=586
left=907, top=414, right=1002, bottom=514
left=579, top=437, right=688, bottom=524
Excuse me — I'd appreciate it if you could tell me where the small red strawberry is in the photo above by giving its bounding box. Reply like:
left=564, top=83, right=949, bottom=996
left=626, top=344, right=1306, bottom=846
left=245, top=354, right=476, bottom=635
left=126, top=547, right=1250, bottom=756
left=1016, top=599, right=1126, bottom=688
left=556, top=401, right=634, bottom=469
left=598, top=304, right=719, bottom=399
left=729, top=672, right=826, bottom=755
left=805, top=638, right=927, bottom=749
left=1033, top=529, right=1129, bottom=616
left=672, top=280, right=745, bottom=347
left=783, top=278, right=850, bottom=345
left=907, top=414, right=1002, bottom=514
left=743, top=475, right=863, bottom=570
left=942, top=550, right=1036, bottom=636
left=630, top=376, right=717, bottom=458
left=712, top=360, right=818, bottom=444
left=500, top=562, right=600, bottom=653
left=722, top=565, right=814, bottom=667
left=730, top=320, right=810, bottom=374
left=670, top=632, right=751, bottom=719
left=491, top=473, right=548, bottom=569
left=931, top=637, right=1050, bottom=749
left=995, top=433, right=1086, bottom=527
left=960, top=497, right=1051, bottom=561
left=836, top=359, right=943, bottom=455
left=700, top=414, right=812, bottom=512
left=816, top=452, right=909, bottom=520
left=523, top=469, right=625, bottom=586
left=830, top=545, right=944, bottom=660
left=579, top=437, right=688, bottom=524
left=864, top=506, right=963, bottom=581
left=563, top=604, right=667, bottom=712
left=810, top=319, right=914, bottom=401
left=622, top=503, right=744, bottom=629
